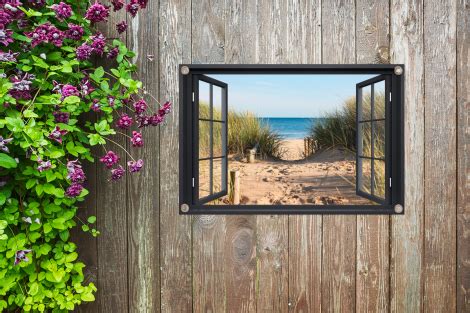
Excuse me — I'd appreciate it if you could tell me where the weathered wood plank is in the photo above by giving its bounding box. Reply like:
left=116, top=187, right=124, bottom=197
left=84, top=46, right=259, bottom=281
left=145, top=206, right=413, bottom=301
left=457, top=1, right=470, bottom=312
left=423, top=1, right=457, bottom=312
left=390, top=0, right=425, bottom=311
left=126, top=1, right=161, bottom=311
left=255, top=1, right=289, bottom=312
left=159, top=0, right=192, bottom=311
left=285, top=0, right=322, bottom=312
left=355, top=1, right=390, bottom=312
left=321, top=1, right=357, bottom=312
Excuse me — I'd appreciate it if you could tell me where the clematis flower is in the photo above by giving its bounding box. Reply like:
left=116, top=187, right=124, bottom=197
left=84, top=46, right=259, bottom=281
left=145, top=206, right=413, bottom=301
left=111, top=0, right=124, bottom=11
left=9, top=73, right=34, bottom=100
left=161, top=101, right=172, bottom=114
left=0, top=10, right=12, bottom=27
left=0, top=50, right=18, bottom=62
left=150, top=113, right=164, bottom=126
left=126, top=0, right=139, bottom=17
left=47, top=26, right=64, bottom=46
left=53, top=111, right=70, bottom=124
left=16, top=19, right=28, bottom=29
left=26, top=0, right=45, bottom=8
left=107, top=47, right=119, bottom=59
left=138, top=0, right=148, bottom=8
left=127, top=159, right=143, bottom=173
left=100, top=151, right=119, bottom=168
left=4, top=0, right=24, bottom=19
left=66, top=159, right=86, bottom=183
left=116, top=113, right=133, bottom=129
left=90, top=99, right=101, bottom=112
left=60, top=84, right=79, bottom=100
left=48, top=126, right=68, bottom=144
left=85, top=1, right=110, bottom=23
left=65, top=23, right=84, bottom=40
left=37, top=159, right=52, bottom=172
left=76, top=43, right=93, bottom=60
left=108, top=96, right=115, bottom=107
left=137, top=115, right=150, bottom=128
left=65, top=182, right=83, bottom=197
left=0, top=136, right=13, bottom=153
left=80, top=77, right=94, bottom=96
left=116, top=21, right=127, bottom=33
left=0, top=28, right=13, bottom=46
left=133, top=99, right=147, bottom=114
left=52, top=2, right=72, bottom=21
left=131, top=131, right=143, bottom=147
left=110, top=165, right=125, bottom=181
left=14, top=249, right=32, bottom=265
left=26, top=23, right=64, bottom=47
left=90, top=32, right=106, bottom=55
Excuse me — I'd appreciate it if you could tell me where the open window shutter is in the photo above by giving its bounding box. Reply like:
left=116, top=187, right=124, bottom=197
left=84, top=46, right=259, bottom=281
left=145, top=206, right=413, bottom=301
left=356, top=74, right=391, bottom=204
left=194, top=75, right=228, bottom=204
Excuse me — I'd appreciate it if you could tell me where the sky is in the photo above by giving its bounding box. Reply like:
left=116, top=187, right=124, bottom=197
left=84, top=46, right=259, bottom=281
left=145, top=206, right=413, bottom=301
left=205, top=74, right=376, bottom=118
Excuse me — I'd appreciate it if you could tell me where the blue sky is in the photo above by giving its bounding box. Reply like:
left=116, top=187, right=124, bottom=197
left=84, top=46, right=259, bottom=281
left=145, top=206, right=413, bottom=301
left=206, top=74, right=375, bottom=117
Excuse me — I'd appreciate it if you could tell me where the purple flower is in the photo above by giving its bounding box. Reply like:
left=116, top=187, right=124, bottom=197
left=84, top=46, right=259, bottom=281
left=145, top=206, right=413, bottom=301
left=69, top=167, right=86, bottom=183
left=131, top=131, right=143, bottom=147
left=26, top=23, right=63, bottom=47
left=0, top=136, right=13, bottom=153
left=110, top=165, right=125, bottom=181
left=80, top=77, right=94, bottom=96
left=37, top=159, right=51, bottom=172
left=3, top=0, right=24, bottom=19
left=117, top=113, right=133, bottom=129
left=65, top=183, right=83, bottom=197
left=108, top=96, right=115, bottom=107
left=65, top=23, right=84, bottom=40
left=127, top=159, right=143, bottom=173
left=150, top=113, right=164, bottom=126
left=107, top=47, right=119, bottom=59
left=14, top=249, right=32, bottom=265
left=138, top=0, right=148, bottom=8
left=76, top=43, right=93, bottom=60
left=133, top=99, right=147, bottom=114
left=66, top=159, right=82, bottom=174
left=53, top=111, right=70, bottom=124
left=90, top=32, right=106, bottom=55
left=48, top=126, right=67, bottom=144
left=111, top=0, right=124, bottom=11
left=90, top=99, right=101, bottom=112
left=26, top=0, right=45, bottom=8
left=9, top=73, right=34, bottom=100
left=100, top=151, right=119, bottom=168
left=60, top=84, right=79, bottom=100
left=0, top=50, right=18, bottom=62
left=48, top=26, right=64, bottom=47
left=85, top=1, right=110, bottom=23
left=137, top=115, right=150, bottom=128
left=126, top=0, right=139, bottom=17
left=161, top=101, right=172, bottom=114
left=0, top=28, right=13, bottom=46
left=0, top=10, right=12, bottom=27
left=17, top=19, right=28, bottom=29
left=52, top=2, right=72, bottom=21
left=116, top=21, right=127, bottom=34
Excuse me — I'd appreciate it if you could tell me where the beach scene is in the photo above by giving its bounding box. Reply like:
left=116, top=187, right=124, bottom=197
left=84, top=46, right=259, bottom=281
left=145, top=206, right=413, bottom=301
left=198, top=74, right=386, bottom=206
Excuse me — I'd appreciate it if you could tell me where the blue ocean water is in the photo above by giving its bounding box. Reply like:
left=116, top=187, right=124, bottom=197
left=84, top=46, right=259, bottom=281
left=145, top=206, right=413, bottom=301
left=259, top=117, right=324, bottom=139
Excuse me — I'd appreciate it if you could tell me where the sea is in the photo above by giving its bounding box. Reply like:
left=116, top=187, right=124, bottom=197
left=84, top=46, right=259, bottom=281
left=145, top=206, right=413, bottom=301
left=259, top=117, right=325, bottom=139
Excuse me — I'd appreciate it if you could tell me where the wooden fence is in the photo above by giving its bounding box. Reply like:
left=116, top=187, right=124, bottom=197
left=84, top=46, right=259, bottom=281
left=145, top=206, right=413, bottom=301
left=74, top=0, right=469, bottom=312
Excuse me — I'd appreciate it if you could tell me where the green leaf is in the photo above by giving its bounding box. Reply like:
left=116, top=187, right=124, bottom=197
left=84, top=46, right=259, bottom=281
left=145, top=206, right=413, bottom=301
left=0, top=153, right=17, bottom=169
left=52, top=218, right=66, bottom=230
left=94, top=66, right=104, bottom=79
left=87, top=216, right=96, bottom=224
left=81, top=292, right=95, bottom=302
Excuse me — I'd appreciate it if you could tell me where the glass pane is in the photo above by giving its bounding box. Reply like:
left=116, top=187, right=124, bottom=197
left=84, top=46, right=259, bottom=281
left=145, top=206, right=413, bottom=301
left=199, top=81, right=210, bottom=119
left=373, top=160, right=385, bottom=199
left=199, top=160, right=211, bottom=198
left=373, top=81, right=385, bottom=119
left=213, top=122, right=223, bottom=157
left=360, top=85, right=371, bottom=121
left=199, top=120, right=211, bottom=159
left=359, top=122, right=372, bottom=157
left=373, top=120, right=385, bottom=158
left=359, top=158, right=372, bottom=194
left=213, top=85, right=223, bottom=121
left=213, top=158, right=223, bottom=194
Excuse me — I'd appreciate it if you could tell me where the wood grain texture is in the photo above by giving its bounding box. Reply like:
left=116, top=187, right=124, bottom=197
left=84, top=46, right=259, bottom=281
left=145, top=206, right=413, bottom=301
left=285, top=1, right=322, bottom=312
left=457, top=1, right=470, bottom=312
left=355, top=1, right=390, bottom=312
left=126, top=1, right=161, bottom=311
left=390, top=0, right=425, bottom=312
left=321, top=1, right=357, bottom=312
left=423, top=1, right=457, bottom=312
left=159, top=0, right=192, bottom=311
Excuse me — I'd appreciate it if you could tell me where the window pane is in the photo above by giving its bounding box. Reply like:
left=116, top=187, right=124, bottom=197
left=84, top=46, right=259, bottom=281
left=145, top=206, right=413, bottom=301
left=199, top=81, right=210, bottom=119
left=359, top=122, right=372, bottom=157
left=213, top=158, right=223, bottom=194
left=213, top=85, right=223, bottom=121
left=213, top=122, right=223, bottom=157
left=373, top=160, right=385, bottom=199
left=373, top=81, right=385, bottom=119
left=199, top=160, right=211, bottom=198
left=359, top=158, right=372, bottom=194
left=360, top=85, right=371, bottom=121
left=199, top=120, right=211, bottom=159
left=373, top=120, right=385, bottom=158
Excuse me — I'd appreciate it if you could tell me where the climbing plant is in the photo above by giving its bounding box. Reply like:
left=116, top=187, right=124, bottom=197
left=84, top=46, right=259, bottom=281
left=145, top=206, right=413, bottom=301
left=0, top=0, right=169, bottom=311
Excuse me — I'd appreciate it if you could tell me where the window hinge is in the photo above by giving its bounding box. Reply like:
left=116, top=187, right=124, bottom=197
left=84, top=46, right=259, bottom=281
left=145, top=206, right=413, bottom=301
left=192, top=92, right=195, bottom=102
left=389, top=177, right=392, bottom=188
left=192, top=177, right=195, bottom=188
left=389, top=92, right=392, bottom=102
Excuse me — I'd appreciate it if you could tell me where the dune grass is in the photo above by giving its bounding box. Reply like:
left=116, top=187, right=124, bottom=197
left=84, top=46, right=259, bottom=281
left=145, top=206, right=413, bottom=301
left=199, top=102, right=284, bottom=159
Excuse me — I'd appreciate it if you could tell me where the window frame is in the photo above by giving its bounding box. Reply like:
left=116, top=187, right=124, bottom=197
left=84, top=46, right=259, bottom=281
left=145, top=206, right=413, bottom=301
left=179, top=64, right=405, bottom=215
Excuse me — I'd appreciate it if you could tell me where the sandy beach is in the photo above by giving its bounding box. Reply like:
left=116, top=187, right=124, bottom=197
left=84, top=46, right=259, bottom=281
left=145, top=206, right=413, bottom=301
left=200, top=139, right=375, bottom=206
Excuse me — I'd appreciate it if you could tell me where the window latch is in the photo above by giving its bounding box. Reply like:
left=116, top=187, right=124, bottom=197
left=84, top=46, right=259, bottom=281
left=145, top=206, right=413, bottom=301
left=192, top=177, right=195, bottom=188
left=389, top=177, right=392, bottom=188
left=389, top=92, right=392, bottom=102
left=192, top=92, right=195, bottom=102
